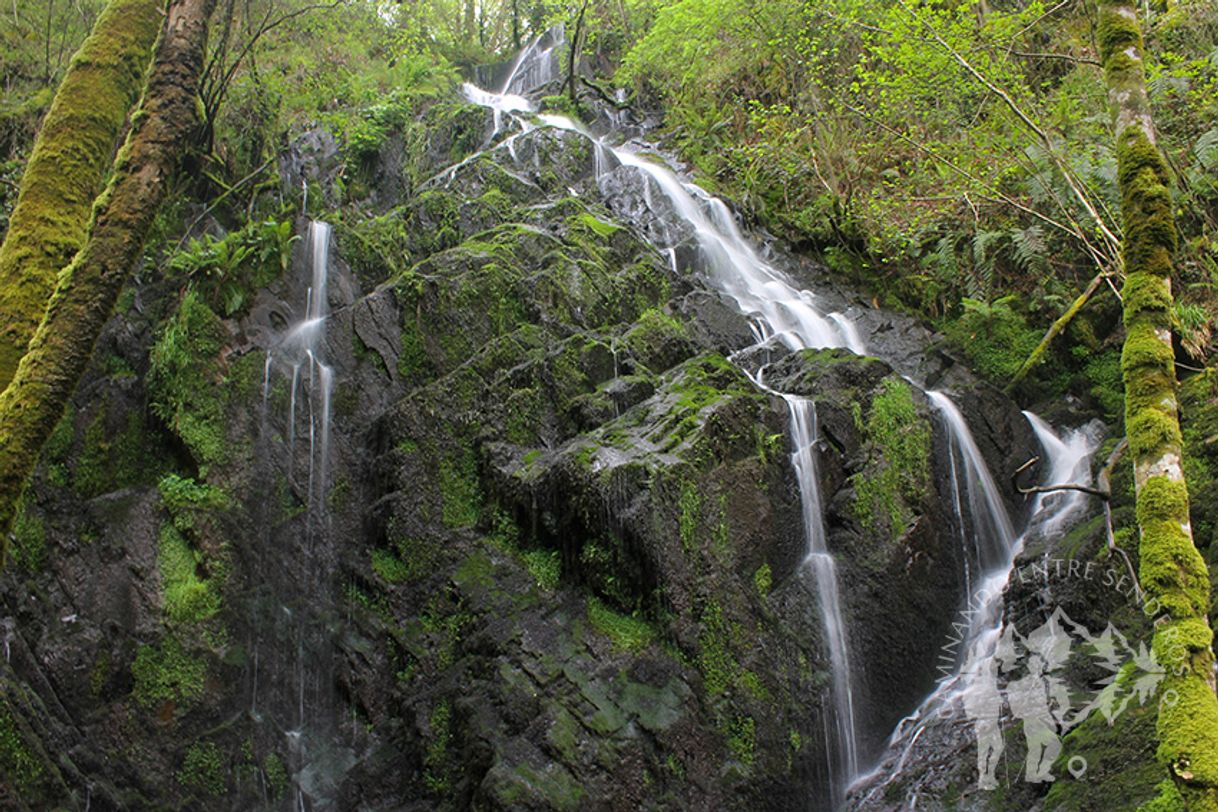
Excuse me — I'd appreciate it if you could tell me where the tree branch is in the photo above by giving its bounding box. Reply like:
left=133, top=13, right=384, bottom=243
left=1018, top=482, right=1111, bottom=499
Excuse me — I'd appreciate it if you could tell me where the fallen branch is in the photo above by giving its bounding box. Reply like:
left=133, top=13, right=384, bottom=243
left=1005, top=270, right=1111, bottom=393
left=578, top=75, right=629, bottom=109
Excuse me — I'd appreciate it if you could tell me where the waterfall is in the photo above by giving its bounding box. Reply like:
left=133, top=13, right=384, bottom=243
left=256, top=218, right=342, bottom=809
left=928, top=392, right=1017, bottom=578
left=459, top=39, right=1095, bottom=808
left=462, top=62, right=870, bottom=798
left=851, top=413, right=1099, bottom=806
left=786, top=395, right=861, bottom=801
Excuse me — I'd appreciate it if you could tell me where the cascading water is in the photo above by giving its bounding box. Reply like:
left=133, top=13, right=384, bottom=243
left=929, top=392, right=1018, bottom=595
left=460, top=33, right=1095, bottom=809
left=254, top=219, right=343, bottom=810
left=786, top=395, right=861, bottom=798
left=462, top=34, right=869, bottom=801
left=851, top=411, right=1100, bottom=807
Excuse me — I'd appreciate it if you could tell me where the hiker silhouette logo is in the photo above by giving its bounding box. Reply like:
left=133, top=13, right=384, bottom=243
left=959, top=607, right=1165, bottom=788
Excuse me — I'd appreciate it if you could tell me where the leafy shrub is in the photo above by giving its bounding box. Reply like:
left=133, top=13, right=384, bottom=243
left=168, top=219, right=297, bottom=317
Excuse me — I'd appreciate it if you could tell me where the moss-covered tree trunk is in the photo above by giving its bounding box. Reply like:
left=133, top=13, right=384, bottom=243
left=0, top=0, right=163, bottom=391
left=0, top=0, right=217, bottom=559
left=1099, top=3, right=1218, bottom=808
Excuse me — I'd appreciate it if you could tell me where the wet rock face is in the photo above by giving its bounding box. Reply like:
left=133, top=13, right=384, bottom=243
left=2, top=85, right=1045, bottom=811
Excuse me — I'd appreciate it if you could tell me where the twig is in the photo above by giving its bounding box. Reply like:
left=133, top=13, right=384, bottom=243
left=175, top=153, right=278, bottom=251
left=1096, top=438, right=1143, bottom=602
left=1015, top=456, right=1041, bottom=476
left=1010, top=50, right=1101, bottom=66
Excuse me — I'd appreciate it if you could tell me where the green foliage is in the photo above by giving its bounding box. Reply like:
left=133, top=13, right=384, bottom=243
left=177, top=741, right=226, bottom=796
left=371, top=547, right=413, bottom=584
left=155, top=474, right=227, bottom=625
left=168, top=219, right=297, bottom=316
left=522, top=548, right=561, bottom=590
left=159, top=474, right=230, bottom=529
left=263, top=753, right=288, bottom=799
left=158, top=524, right=222, bottom=625
left=148, top=291, right=230, bottom=470
left=340, top=55, right=459, bottom=170
left=944, top=297, right=1042, bottom=385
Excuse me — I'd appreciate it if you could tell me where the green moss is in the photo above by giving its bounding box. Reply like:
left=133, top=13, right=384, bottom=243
left=573, top=211, right=620, bottom=238
left=1154, top=669, right=1218, bottom=786
left=398, top=304, right=431, bottom=382
left=1128, top=412, right=1184, bottom=468
left=423, top=700, right=453, bottom=794
left=699, top=601, right=737, bottom=696
left=177, top=740, right=226, bottom=796
left=10, top=498, right=46, bottom=573
left=0, top=701, right=44, bottom=795
left=679, top=480, right=700, bottom=554
left=851, top=377, right=931, bottom=541
left=587, top=597, right=656, bottom=652
left=1137, top=478, right=1191, bottom=526
left=753, top=563, right=772, bottom=597
left=624, top=308, right=688, bottom=372
left=1140, top=780, right=1187, bottom=812
left=726, top=714, right=756, bottom=766
left=131, top=636, right=206, bottom=710
left=439, top=446, right=480, bottom=528
left=1084, top=349, right=1126, bottom=420
left=43, top=405, right=74, bottom=487
left=501, top=761, right=584, bottom=810
left=148, top=291, right=231, bottom=471
left=0, top=0, right=163, bottom=389
left=74, top=409, right=109, bottom=497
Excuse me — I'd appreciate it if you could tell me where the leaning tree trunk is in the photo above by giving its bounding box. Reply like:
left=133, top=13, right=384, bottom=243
left=1099, top=2, right=1218, bottom=807
left=0, top=0, right=163, bottom=391
left=0, top=0, right=217, bottom=557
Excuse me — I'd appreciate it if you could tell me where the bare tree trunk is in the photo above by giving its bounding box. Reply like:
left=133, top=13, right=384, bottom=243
left=1099, top=2, right=1218, bottom=807
left=0, top=0, right=162, bottom=392
left=0, top=0, right=217, bottom=554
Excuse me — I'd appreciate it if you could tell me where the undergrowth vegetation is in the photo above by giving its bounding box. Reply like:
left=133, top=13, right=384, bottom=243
left=617, top=0, right=1218, bottom=409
